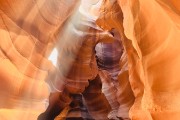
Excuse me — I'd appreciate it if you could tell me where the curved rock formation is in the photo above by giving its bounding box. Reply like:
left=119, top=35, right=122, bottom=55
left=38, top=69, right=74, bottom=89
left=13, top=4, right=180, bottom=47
left=1, top=0, right=180, bottom=120
left=97, top=0, right=180, bottom=119
left=38, top=1, right=114, bottom=120
left=0, top=0, right=78, bottom=119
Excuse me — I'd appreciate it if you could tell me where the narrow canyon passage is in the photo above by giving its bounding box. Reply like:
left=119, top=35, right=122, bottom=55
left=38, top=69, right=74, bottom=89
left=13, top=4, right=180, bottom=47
left=0, top=0, right=180, bottom=120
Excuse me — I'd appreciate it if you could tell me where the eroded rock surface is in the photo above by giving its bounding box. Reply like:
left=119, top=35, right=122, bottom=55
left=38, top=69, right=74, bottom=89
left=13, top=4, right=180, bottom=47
left=97, top=0, right=180, bottom=119
left=0, top=0, right=78, bottom=119
left=1, top=0, right=180, bottom=120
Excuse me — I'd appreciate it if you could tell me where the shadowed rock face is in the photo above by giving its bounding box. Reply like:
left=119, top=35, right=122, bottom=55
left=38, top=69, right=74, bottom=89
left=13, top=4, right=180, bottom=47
left=0, top=0, right=113, bottom=119
left=1, top=0, right=180, bottom=120
left=97, top=0, right=180, bottom=120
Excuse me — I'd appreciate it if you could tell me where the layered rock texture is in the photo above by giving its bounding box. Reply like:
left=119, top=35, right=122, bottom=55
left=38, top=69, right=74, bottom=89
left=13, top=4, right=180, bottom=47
left=0, top=0, right=180, bottom=120
left=0, top=0, right=79, bottom=119
left=97, top=0, right=180, bottom=120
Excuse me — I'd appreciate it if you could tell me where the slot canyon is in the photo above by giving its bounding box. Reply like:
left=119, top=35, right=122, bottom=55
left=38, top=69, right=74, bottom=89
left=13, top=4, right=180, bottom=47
left=0, top=0, right=180, bottom=120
